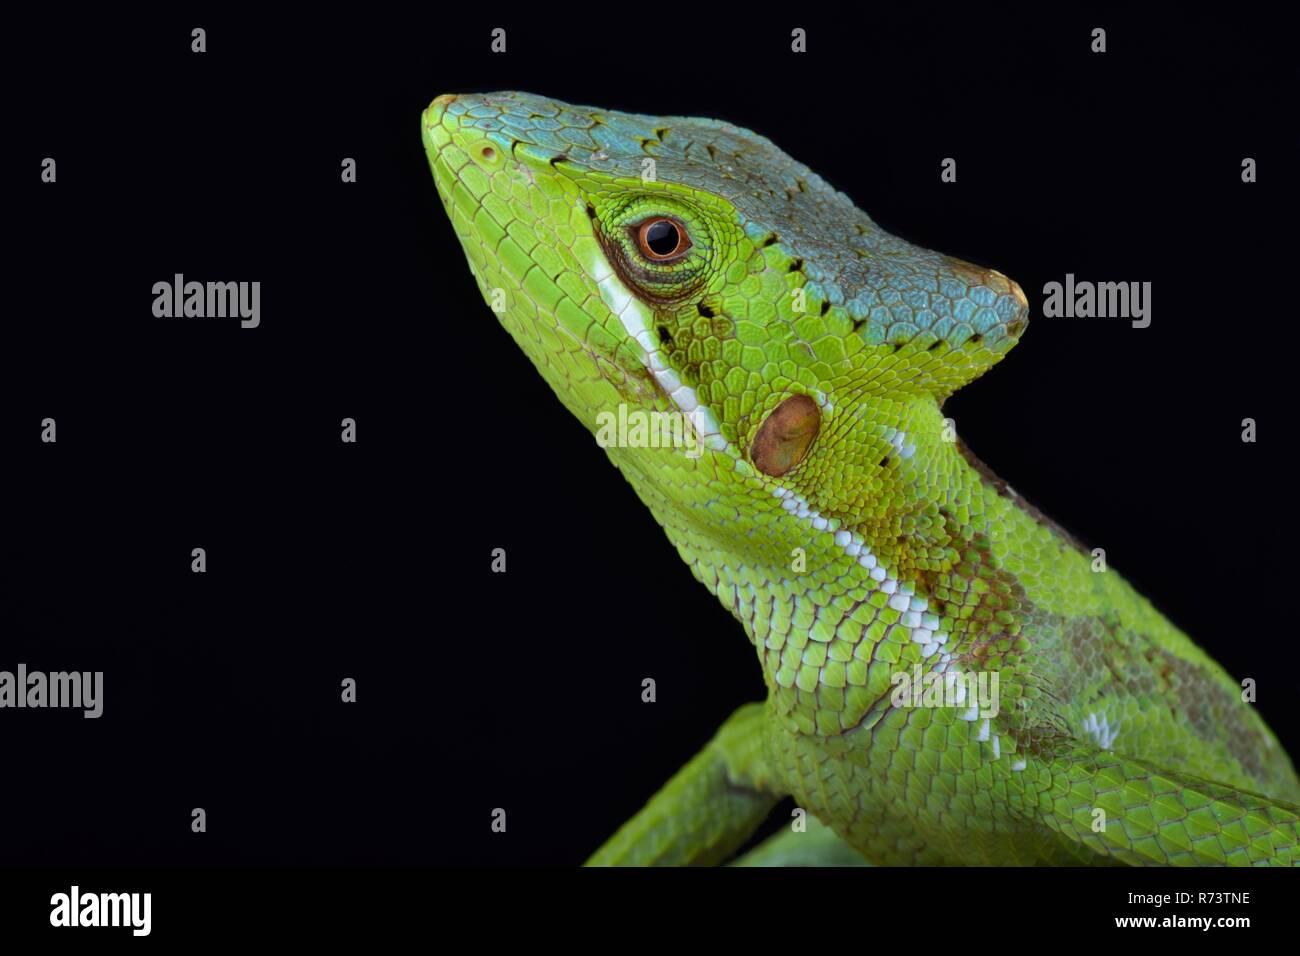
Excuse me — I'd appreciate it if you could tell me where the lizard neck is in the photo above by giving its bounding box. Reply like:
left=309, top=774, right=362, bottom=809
left=624, top=429, right=1097, bottom=737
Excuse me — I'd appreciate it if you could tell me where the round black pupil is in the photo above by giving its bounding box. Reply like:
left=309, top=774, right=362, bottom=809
left=645, top=220, right=680, bottom=256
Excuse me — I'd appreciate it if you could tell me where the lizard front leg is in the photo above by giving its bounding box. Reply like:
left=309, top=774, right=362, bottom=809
left=585, top=703, right=782, bottom=866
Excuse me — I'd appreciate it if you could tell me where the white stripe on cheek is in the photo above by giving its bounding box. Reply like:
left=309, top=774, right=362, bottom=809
left=584, top=263, right=728, bottom=451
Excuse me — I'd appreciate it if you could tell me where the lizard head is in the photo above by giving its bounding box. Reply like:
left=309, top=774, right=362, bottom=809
left=423, top=91, right=1029, bottom=574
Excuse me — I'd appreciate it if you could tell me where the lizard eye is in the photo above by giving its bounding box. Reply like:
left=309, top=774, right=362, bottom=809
left=635, top=217, right=691, bottom=261
left=600, top=198, right=712, bottom=302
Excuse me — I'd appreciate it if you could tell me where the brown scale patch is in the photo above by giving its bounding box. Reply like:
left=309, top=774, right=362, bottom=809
left=907, top=509, right=1031, bottom=642
left=1046, top=613, right=1273, bottom=787
left=850, top=504, right=1026, bottom=640
left=884, top=508, right=1086, bottom=762
left=1152, top=645, right=1271, bottom=782
left=1030, top=614, right=1100, bottom=712
left=986, top=609, right=1075, bottom=759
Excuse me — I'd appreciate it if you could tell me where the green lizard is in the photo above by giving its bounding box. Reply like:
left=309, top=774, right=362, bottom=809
left=423, top=91, right=1300, bottom=866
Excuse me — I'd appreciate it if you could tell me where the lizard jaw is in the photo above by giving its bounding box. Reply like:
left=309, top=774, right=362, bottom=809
left=578, top=254, right=730, bottom=457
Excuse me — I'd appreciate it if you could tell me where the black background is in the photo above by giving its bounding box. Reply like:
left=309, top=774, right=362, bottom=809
left=4, top=6, right=1297, bottom=874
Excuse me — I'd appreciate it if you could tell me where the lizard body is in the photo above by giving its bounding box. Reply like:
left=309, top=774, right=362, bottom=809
left=423, top=91, right=1300, bottom=865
